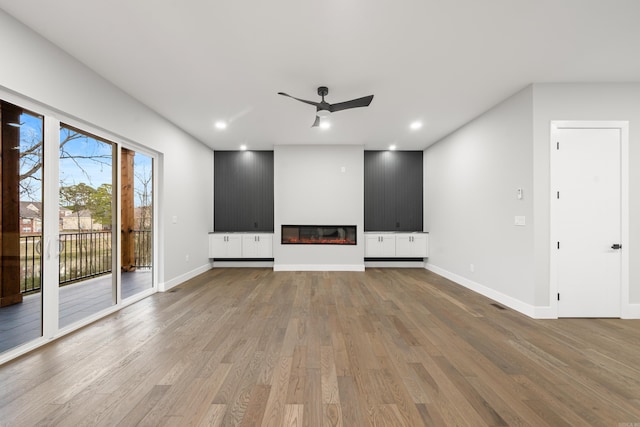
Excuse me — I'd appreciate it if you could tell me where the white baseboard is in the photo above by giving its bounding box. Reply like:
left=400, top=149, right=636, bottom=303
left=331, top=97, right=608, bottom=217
left=213, top=261, right=274, bottom=268
left=365, top=261, right=426, bottom=268
left=532, top=305, right=557, bottom=319
left=160, top=263, right=212, bottom=292
left=425, top=263, right=547, bottom=319
left=274, top=264, right=365, bottom=272
left=622, top=304, right=640, bottom=319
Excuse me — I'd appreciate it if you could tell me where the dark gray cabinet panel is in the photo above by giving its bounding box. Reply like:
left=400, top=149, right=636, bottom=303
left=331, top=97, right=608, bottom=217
left=364, top=151, right=386, bottom=230
left=364, top=151, right=423, bottom=232
left=214, top=151, right=274, bottom=232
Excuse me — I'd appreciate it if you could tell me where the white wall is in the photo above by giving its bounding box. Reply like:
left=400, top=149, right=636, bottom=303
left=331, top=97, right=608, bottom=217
left=0, top=10, right=214, bottom=289
left=425, top=83, right=640, bottom=318
left=532, top=83, right=640, bottom=307
left=424, top=86, right=535, bottom=311
left=274, top=145, right=364, bottom=270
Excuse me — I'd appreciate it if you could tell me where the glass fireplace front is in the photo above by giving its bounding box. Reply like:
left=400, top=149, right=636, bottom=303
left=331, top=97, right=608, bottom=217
left=281, top=225, right=357, bottom=245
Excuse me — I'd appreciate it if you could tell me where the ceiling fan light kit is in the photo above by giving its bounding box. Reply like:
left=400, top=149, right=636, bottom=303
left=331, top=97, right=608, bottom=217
left=316, top=109, right=331, bottom=118
left=278, top=86, right=374, bottom=127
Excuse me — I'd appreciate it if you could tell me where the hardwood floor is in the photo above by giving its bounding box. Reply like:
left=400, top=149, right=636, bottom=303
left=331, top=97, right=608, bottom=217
left=1, top=268, right=639, bottom=426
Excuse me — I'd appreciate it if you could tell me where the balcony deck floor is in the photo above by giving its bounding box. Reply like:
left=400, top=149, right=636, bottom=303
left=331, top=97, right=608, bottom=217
left=0, top=270, right=152, bottom=354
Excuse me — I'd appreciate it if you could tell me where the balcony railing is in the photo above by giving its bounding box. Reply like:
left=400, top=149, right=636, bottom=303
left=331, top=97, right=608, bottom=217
left=19, top=230, right=152, bottom=294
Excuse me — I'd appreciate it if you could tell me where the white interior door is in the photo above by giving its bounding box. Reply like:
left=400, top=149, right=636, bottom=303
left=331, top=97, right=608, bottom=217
left=554, top=127, right=621, bottom=317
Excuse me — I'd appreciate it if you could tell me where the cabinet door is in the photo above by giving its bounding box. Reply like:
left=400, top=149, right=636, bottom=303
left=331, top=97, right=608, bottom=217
left=211, top=234, right=242, bottom=258
left=411, top=234, right=428, bottom=257
left=210, top=235, right=227, bottom=258
left=395, top=234, right=413, bottom=257
left=256, top=234, right=273, bottom=258
left=381, top=235, right=396, bottom=257
left=242, top=234, right=273, bottom=258
left=242, top=235, right=258, bottom=258
left=226, top=235, right=243, bottom=257
left=366, top=234, right=396, bottom=257
left=395, top=234, right=428, bottom=257
left=365, top=235, right=382, bottom=257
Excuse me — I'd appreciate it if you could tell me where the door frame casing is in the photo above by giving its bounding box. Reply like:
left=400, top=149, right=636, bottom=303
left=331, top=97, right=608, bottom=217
left=0, top=87, right=160, bottom=365
left=550, top=121, right=629, bottom=318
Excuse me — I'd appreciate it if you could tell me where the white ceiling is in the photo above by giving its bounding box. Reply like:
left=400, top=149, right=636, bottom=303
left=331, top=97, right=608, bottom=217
left=1, top=0, right=639, bottom=151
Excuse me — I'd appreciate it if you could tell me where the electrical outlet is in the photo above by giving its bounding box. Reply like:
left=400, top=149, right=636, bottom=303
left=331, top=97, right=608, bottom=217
left=185, top=254, right=189, bottom=262
left=470, top=263, right=475, bottom=273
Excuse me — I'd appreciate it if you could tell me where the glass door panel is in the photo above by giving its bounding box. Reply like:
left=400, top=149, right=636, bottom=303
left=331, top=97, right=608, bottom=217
left=58, top=125, right=115, bottom=328
left=121, top=149, right=153, bottom=299
left=0, top=101, right=44, bottom=354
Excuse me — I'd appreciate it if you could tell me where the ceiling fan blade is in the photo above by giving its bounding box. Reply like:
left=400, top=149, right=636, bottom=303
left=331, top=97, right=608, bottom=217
left=311, top=116, right=320, bottom=127
left=277, top=92, right=321, bottom=108
left=329, top=95, right=374, bottom=112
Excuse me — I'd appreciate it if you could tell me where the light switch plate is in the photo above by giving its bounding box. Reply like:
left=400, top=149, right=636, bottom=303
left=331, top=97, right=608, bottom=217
left=514, top=216, right=526, bottom=226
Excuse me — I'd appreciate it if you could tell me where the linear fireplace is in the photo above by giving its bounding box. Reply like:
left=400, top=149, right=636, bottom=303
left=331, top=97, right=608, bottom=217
left=282, top=225, right=357, bottom=245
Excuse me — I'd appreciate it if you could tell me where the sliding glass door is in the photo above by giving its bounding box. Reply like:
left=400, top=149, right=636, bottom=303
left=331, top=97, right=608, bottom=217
left=1, top=95, right=157, bottom=360
left=0, top=101, right=44, bottom=354
left=58, top=125, right=115, bottom=328
left=121, top=149, right=153, bottom=299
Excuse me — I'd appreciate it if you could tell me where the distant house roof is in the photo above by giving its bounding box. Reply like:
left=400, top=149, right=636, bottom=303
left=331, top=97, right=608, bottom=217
left=19, top=201, right=42, bottom=219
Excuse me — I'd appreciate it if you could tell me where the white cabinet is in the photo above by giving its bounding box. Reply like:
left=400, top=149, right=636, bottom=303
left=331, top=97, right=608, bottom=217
left=209, top=233, right=273, bottom=259
left=241, top=234, right=273, bottom=258
left=365, top=234, right=396, bottom=257
left=395, top=233, right=429, bottom=257
left=365, top=232, right=429, bottom=258
left=209, top=234, right=242, bottom=258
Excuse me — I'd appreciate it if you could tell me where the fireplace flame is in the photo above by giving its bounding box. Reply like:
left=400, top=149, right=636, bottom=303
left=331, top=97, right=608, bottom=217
left=283, top=237, right=355, bottom=245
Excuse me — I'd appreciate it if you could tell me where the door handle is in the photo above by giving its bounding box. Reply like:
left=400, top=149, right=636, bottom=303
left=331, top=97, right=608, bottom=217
left=611, top=244, right=622, bottom=250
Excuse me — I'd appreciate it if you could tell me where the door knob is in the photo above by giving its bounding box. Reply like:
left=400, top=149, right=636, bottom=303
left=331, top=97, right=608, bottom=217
left=611, top=244, right=622, bottom=250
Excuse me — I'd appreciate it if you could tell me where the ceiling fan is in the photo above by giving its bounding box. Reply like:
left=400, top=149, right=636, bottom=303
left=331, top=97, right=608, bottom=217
left=278, top=86, right=374, bottom=127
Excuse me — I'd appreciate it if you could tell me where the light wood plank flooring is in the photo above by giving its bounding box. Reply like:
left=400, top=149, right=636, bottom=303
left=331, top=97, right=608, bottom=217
left=1, top=268, right=639, bottom=426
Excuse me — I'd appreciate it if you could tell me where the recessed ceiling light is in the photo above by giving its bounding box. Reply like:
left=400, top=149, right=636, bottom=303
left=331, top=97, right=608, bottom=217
left=410, top=121, right=423, bottom=130
left=240, top=144, right=247, bottom=151
left=215, top=121, right=227, bottom=130
left=389, top=144, right=397, bottom=151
